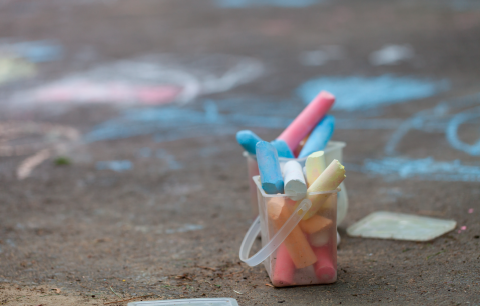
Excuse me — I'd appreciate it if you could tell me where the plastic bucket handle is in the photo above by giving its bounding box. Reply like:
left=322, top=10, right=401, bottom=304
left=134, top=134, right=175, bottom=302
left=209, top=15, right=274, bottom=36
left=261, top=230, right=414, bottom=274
left=239, top=199, right=312, bottom=267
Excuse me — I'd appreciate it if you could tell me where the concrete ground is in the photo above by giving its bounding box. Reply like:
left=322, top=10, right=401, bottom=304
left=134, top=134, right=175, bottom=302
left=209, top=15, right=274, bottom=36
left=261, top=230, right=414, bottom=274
left=0, top=0, right=479, bottom=305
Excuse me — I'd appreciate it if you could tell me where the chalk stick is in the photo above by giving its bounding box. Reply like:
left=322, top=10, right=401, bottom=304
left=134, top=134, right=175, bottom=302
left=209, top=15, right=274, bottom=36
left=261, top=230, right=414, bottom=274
left=299, top=215, right=332, bottom=234
left=236, top=130, right=263, bottom=155
left=272, top=243, right=295, bottom=287
left=313, top=245, right=337, bottom=283
left=298, top=115, right=335, bottom=158
left=267, top=197, right=317, bottom=269
left=305, top=151, right=326, bottom=187
left=256, top=141, right=284, bottom=194
left=283, top=161, right=307, bottom=201
left=301, top=159, right=346, bottom=220
left=236, top=131, right=294, bottom=158
left=270, top=139, right=295, bottom=158
left=277, top=91, right=335, bottom=151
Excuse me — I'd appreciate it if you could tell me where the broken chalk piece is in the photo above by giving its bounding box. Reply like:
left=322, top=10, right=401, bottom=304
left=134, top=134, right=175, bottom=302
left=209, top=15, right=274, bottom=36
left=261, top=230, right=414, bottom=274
left=298, top=115, right=335, bottom=158
left=301, top=159, right=346, bottom=220
left=256, top=141, right=284, bottom=194
left=272, top=243, right=295, bottom=287
left=283, top=160, right=307, bottom=201
left=277, top=91, right=335, bottom=151
left=236, top=130, right=263, bottom=155
left=299, top=215, right=332, bottom=234
left=313, top=245, right=337, bottom=283
left=346, top=211, right=457, bottom=241
left=271, top=139, right=295, bottom=158
left=305, top=151, right=327, bottom=187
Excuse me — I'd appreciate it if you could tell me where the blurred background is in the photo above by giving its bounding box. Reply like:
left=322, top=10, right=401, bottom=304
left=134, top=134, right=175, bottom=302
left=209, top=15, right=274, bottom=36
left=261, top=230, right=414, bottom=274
left=0, top=0, right=479, bottom=304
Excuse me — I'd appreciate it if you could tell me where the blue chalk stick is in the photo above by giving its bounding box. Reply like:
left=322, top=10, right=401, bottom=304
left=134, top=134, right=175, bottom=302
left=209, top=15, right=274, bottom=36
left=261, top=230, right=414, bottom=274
left=271, top=139, right=295, bottom=158
left=298, top=115, right=335, bottom=158
left=256, top=141, right=284, bottom=194
left=236, top=130, right=263, bottom=155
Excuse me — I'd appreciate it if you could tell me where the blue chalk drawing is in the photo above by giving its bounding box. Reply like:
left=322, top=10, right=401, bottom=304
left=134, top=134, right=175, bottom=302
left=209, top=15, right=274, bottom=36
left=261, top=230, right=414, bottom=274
left=352, top=92, right=480, bottom=182
left=297, top=75, right=449, bottom=111
left=215, top=0, right=321, bottom=8
left=446, top=106, right=480, bottom=156
left=85, top=100, right=295, bottom=143
left=96, top=160, right=132, bottom=172
left=204, top=100, right=219, bottom=123
left=85, top=97, right=407, bottom=145
left=8, top=40, right=63, bottom=62
left=386, top=92, right=480, bottom=156
left=360, top=157, right=480, bottom=182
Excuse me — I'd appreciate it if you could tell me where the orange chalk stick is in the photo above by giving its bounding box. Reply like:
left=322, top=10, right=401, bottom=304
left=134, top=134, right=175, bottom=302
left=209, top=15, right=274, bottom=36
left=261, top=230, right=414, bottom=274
left=299, top=215, right=333, bottom=234
left=267, top=198, right=317, bottom=269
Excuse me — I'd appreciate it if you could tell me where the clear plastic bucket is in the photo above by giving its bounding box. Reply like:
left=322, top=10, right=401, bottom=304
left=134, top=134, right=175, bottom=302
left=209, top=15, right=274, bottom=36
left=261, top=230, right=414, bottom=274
left=239, top=176, right=338, bottom=287
left=244, top=141, right=347, bottom=224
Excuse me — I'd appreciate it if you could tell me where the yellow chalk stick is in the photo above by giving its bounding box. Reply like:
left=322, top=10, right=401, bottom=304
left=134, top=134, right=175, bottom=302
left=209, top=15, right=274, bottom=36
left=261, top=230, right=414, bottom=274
left=300, top=159, right=346, bottom=220
left=305, top=151, right=326, bottom=187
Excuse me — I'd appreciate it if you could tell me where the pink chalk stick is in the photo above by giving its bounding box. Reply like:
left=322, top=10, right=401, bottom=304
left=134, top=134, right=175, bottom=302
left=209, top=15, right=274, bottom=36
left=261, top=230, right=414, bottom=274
left=277, top=91, right=335, bottom=151
left=313, top=244, right=337, bottom=283
left=272, top=244, right=295, bottom=287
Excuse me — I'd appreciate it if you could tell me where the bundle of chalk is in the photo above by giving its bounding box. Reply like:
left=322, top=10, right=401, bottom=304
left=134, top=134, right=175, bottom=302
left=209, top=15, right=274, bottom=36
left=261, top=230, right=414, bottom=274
left=256, top=139, right=346, bottom=286
left=237, top=90, right=345, bottom=286
left=236, top=91, right=336, bottom=158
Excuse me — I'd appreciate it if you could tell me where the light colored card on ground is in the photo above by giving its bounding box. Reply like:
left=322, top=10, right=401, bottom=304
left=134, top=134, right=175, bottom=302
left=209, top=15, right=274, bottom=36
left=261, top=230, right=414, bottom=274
left=346, top=211, right=456, bottom=241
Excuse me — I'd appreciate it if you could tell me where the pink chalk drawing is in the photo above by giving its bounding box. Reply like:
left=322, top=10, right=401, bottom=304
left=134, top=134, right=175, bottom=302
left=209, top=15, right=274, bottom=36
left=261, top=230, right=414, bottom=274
left=468, top=208, right=474, bottom=213
left=9, top=54, right=264, bottom=108
left=35, top=82, right=181, bottom=105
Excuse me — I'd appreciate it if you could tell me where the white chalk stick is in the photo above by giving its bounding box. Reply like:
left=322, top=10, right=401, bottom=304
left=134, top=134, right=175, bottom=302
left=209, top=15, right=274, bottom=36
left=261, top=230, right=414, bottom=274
left=283, top=160, right=307, bottom=200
